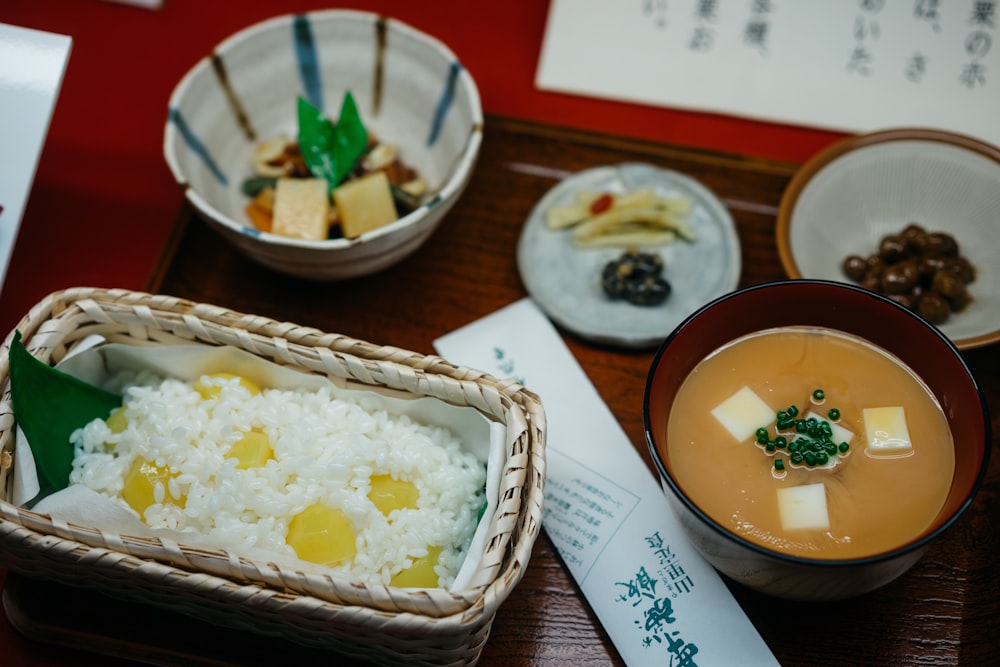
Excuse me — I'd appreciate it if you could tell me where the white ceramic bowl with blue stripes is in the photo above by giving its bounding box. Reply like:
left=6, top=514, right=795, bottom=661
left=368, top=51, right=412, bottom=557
left=164, top=10, right=482, bottom=280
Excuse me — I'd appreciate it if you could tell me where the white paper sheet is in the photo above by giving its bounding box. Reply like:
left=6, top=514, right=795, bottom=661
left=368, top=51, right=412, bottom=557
left=435, top=298, right=777, bottom=666
left=537, top=0, right=1000, bottom=147
left=0, top=23, right=72, bottom=292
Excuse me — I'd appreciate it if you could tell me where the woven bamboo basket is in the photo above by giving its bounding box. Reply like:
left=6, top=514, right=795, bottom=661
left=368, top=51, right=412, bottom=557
left=0, top=288, right=546, bottom=666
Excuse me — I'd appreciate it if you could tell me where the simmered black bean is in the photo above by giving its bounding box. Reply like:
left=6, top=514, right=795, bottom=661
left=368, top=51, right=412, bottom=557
left=842, top=255, right=868, bottom=281
left=916, top=292, right=951, bottom=325
left=944, top=256, right=976, bottom=284
left=601, top=249, right=672, bottom=306
left=880, top=260, right=919, bottom=294
left=841, top=222, right=976, bottom=325
left=924, top=232, right=959, bottom=258
left=878, top=235, right=909, bottom=264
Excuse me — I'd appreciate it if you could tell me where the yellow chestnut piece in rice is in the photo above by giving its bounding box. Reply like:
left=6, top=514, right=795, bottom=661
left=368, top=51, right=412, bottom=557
left=105, top=406, right=128, bottom=434
left=333, top=170, right=398, bottom=238
left=226, top=429, right=274, bottom=469
left=194, top=373, right=261, bottom=400
left=368, top=474, right=419, bottom=517
left=123, top=457, right=186, bottom=519
left=271, top=177, right=330, bottom=240
left=390, top=545, right=442, bottom=588
left=286, top=503, right=357, bottom=566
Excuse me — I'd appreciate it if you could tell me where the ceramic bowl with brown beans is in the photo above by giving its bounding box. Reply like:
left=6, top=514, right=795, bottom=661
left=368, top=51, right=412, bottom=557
left=776, top=128, right=1000, bottom=350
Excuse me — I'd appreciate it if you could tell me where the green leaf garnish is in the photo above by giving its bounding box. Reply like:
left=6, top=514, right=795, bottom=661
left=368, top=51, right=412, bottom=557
left=8, top=331, right=121, bottom=493
left=297, top=92, right=368, bottom=194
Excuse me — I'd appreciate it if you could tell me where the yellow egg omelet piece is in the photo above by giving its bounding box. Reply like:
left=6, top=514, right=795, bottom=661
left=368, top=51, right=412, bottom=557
left=390, top=546, right=443, bottom=588
left=122, top=457, right=186, bottom=519
left=194, top=373, right=262, bottom=400
left=368, top=474, right=419, bottom=517
left=286, top=503, right=357, bottom=566
left=226, top=429, right=274, bottom=469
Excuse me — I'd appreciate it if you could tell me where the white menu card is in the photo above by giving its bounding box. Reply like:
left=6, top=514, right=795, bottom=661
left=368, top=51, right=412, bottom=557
left=0, top=23, right=72, bottom=292
left=537, top=0, right=1000, bottom=147
left=436, top=298, right=777, bottom=666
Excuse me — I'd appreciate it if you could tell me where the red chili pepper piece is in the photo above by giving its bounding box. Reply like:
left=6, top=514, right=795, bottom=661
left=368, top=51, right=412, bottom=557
left=589, top=192, right=614, bottom=215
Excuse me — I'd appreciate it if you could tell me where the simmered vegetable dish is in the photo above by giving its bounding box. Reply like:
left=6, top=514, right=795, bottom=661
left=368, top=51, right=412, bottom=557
left=242, top=94, right=427, bottom=241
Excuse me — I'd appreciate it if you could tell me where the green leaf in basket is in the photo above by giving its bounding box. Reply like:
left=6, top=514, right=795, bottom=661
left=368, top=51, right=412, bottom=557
left=297, top=92, right=368, bottom=193
left=8, top=330, right=122, bottom=493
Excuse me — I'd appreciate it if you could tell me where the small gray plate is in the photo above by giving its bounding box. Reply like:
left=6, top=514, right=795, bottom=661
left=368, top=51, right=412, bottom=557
left=517, top=163, right=741, bottom=348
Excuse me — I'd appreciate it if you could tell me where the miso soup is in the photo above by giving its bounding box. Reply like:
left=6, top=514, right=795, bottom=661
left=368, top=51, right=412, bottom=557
left=666, top=326, right=954, bottom=560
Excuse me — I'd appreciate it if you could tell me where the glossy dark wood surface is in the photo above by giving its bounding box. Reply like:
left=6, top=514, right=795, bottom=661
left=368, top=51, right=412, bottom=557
left=5, top=117, right=999, bottom=666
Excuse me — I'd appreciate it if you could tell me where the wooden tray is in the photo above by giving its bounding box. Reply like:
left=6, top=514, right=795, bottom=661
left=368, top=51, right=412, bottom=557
left=5, top=116, right=999, bottom=666
left=3, top=573, right=344, bottom=667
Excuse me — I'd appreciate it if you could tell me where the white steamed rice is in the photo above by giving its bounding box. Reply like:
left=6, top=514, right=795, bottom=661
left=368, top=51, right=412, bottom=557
left=69, top=370, right=487, bottom=588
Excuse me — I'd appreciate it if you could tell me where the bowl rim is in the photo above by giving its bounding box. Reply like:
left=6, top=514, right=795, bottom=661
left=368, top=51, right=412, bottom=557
left=163, top=8, right=483, bottom=252
left=643, top=278, right=993, bottom=569
left=775, top=128, right=1000, bottom=350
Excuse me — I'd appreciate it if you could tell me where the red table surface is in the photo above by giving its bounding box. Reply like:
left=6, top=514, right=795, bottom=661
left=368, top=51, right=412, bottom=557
left=0, top=0, right=847, bottom=336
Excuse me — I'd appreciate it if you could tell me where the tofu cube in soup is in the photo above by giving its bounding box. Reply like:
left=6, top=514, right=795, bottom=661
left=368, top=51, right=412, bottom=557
left=272, top=177, right=330, bottom=240
left=711, top=386, right=774, bottom=441
left=863, top=406, right=913, bottom=456
left=776, top=483, right=830, bottom=531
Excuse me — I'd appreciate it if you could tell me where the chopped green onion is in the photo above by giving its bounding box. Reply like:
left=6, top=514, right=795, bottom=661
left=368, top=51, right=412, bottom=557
left=749, top=392, right=850, bottom=470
